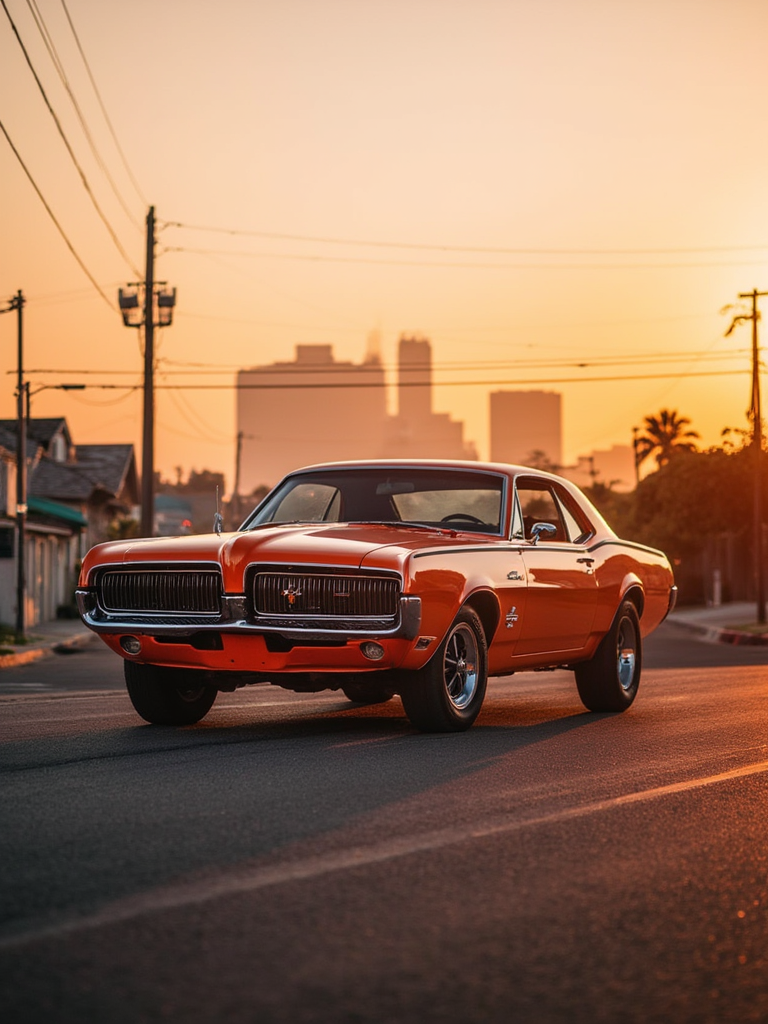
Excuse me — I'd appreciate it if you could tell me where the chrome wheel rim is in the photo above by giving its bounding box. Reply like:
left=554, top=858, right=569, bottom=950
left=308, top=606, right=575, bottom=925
left=443, top=623, right=479, bottom=710
left=617, top=619, right=637, bottom=691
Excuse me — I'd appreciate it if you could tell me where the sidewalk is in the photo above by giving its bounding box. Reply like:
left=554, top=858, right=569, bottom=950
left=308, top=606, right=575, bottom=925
left=667, top=602, right=768, bottom=646
left=0, top=618, right=95, bottom=670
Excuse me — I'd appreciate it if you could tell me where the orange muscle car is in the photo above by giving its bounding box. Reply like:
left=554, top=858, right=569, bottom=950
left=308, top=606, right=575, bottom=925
left=77, top=460, right=676, bottom=732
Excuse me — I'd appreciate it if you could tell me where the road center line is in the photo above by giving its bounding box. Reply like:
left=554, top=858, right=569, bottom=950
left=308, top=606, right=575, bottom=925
left=3, top=757, right=768, bottom=949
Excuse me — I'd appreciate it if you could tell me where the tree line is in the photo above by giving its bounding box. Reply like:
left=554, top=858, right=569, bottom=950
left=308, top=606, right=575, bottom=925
left=585, top=409, right=761, bottom=605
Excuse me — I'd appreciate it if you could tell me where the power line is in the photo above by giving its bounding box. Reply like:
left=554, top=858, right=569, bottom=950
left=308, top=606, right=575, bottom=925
left=59, top=0, right=147, bottom=208
left=163, top=386, right=233, bottom=443
left=1, top=0, right=140, bottom=276
left=25, top=367, right=753, bottom=392
left=0, top=117, right=113, bottom=308
left=156, top=368, right=758, bottom=388
left=163, top=220, right=768, bottom=257
left=20, top=348, right=752, bottom=377
left=166, top=244, right=768, bottom=271
left=24, top=0, right=142, bottom=229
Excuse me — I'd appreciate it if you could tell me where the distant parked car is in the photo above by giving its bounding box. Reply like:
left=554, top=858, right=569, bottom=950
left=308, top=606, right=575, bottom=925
left=77, top=460, right=676, bottom=732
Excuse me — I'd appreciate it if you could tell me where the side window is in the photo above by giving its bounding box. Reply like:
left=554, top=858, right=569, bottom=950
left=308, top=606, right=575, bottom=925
left=515, top=480, right=566, bottom=542
left=553, top=487, right=594, bottom=543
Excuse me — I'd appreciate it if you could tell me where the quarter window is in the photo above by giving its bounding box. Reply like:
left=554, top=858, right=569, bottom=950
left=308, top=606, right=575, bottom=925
left=514, top=477, right=594, bottom=543
left=516, top=483, right=566, bottom=542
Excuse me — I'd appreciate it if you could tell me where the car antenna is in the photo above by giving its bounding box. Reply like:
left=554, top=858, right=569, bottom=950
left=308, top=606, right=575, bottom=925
left=213, top=485, right=223, bottom=535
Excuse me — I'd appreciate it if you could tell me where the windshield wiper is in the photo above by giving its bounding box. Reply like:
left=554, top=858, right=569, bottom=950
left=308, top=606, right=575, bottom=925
left=354, top=520, right=446, bottom=533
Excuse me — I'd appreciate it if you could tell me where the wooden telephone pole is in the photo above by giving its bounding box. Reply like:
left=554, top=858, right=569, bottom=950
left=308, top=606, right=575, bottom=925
left=727, top=289, right=768, bottom=624
left=141, top=207, right=156, bottom=539
left=1, top=290, right=26, bottom=639
left=118, top=208, right=176, bottom=538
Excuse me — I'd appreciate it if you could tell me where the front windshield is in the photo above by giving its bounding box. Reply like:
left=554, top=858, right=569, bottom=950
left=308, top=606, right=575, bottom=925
left=245, top=468, right=505, bottom=534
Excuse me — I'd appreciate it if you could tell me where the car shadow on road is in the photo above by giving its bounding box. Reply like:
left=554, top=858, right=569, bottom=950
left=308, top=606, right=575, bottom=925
left=0, top=676, right=641, bottom=942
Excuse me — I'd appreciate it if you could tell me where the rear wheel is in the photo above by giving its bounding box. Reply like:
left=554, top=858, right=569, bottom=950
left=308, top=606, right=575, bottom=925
left=574, top=600, right=641, bottom=712
left=124, top=661, right=217, bottom=725
left=400, top=607, right=487, bottom=732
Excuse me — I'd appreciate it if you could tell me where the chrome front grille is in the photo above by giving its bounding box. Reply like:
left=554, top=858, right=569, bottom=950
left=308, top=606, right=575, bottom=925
left=253, top=572, right=400, bottom=619
left=98, top=569, right=222, bottom=614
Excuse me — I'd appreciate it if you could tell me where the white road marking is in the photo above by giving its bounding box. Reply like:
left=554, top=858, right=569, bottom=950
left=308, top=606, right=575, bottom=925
left=3, top=757, right=768, bottom=949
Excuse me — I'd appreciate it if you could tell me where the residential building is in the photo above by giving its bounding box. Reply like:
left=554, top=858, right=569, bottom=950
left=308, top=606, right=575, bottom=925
left=0, top=418, right=139, bottom=626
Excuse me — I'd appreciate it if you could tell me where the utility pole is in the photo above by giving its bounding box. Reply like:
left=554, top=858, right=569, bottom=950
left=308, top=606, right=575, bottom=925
left=141, top=206, right=156, bottom=538
left=118, top=207, right=176, bottom=538
left=1, top=290, right=26, bottom=640
left=726, top=289, right=768, bottom=625
left=14, top=292, right=26, bottom=642
left=632, top=426, right=641, bottom=487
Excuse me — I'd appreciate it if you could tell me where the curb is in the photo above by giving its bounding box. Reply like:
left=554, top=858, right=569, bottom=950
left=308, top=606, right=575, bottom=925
left=0, top=631, right=95, bottom=670
left=668, top=617, right=768, bottom=647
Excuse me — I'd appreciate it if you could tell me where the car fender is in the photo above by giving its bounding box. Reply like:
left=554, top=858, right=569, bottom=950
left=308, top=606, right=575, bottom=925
left=398, top=553, right=502, bottom=669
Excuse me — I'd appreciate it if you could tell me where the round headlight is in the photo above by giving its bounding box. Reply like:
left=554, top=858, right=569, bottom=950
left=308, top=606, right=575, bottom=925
left=360, top=641, right=385, bottom=661
left=120, top=635, right=142, bottom=656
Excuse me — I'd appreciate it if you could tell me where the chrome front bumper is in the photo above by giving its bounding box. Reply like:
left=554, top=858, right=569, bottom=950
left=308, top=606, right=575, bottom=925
left=76, top=590, right=422, bottom=642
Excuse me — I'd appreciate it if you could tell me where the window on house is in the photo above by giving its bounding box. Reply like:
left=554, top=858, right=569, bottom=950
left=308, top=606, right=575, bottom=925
left=0, top=527, right=14, bottom=558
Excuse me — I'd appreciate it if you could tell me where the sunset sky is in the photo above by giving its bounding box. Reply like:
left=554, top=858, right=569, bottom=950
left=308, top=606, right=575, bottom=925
left=1, top=0, right=766, bottom=492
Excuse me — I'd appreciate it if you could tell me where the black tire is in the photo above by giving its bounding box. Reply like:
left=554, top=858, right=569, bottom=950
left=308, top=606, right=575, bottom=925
left=574, top=600, right=641, bottom=712
left=400, top=607, right=488, bottom=732
left=124, top=661, right=217, bottom=725
left=341, top=679, right=394, bottom=705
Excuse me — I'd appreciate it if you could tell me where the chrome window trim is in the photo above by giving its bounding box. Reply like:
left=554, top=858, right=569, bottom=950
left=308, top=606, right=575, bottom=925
left=241, top=466, right=509, bottom=536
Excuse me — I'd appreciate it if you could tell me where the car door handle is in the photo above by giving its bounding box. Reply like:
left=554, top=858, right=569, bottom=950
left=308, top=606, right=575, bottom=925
left=577, top=557, right=595, bottom=569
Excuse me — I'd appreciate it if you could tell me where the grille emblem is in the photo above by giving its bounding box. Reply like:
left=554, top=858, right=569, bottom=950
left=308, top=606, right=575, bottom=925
left=281, top=585, right=302, bottom=606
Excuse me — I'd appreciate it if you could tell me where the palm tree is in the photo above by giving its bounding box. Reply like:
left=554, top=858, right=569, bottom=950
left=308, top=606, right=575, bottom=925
left=635, top=409, right=699, bottom=468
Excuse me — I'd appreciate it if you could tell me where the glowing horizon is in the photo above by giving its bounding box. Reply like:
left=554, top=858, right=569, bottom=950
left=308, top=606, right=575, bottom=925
left=1, top=0, right=766, bottom=491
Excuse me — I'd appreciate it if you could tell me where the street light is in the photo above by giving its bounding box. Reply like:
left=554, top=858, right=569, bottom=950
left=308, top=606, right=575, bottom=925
left=118, top=287, right=141, bottom=328
left=157, top=287, right=177, bottom=327
left=118, top=283, right=175, bottom=330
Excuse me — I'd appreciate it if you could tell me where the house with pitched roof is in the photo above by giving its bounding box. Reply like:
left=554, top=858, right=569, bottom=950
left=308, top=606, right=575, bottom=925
left=0, top=418, right=138, bottom=627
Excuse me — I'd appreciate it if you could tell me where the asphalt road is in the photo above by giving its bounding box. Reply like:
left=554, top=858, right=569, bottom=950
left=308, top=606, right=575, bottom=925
left=2, top=623, right=768, bottom=1023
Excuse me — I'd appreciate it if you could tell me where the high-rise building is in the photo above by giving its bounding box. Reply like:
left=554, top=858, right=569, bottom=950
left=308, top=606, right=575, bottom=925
left=236, top=337, right=476, bottom=494
left=383, top=336, right=476, bottom=461
left=237, top=345, right=387, bottom=492
left=490, top=390, right=563, bottom=468
left=398, top=336, right=432, bottom=422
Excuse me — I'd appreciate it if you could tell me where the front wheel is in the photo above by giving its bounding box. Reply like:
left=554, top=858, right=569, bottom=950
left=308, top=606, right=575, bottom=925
left=400, top=607, right=488, bottom=732
left=124, top=661, right=217, bottom=725
left=574, top=600, right=641, bottom=712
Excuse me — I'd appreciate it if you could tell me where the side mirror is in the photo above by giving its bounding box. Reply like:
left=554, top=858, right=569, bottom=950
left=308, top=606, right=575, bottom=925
left=530, top=522, right=557, bottom=545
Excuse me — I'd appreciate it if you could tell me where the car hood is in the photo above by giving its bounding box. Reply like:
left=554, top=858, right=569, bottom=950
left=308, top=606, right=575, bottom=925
left=81, top=523, right=494, bottom=588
